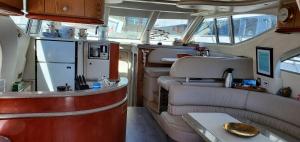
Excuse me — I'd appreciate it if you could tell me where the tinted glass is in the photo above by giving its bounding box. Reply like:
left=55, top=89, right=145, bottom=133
left=217, top=17, right=231, bottom=44
left=29, top=20, right=40, bottom=34
left=233, top=14, right=276, bottom=43
left=281, top=55, right=300, bottom=73
left=108, top=16, right=148, bottom=40
left=150, top=19, right=189, bottom=43
left=191, top=18, right=217, bottom=43
left=41, top=21, right=99, bottom=39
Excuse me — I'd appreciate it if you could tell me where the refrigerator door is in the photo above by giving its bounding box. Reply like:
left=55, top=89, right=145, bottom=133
left=36, top=40, right=76, bottom=63
left=37, top=63, right=75, bottom=91
left=85, top=59, right=110, bottom=80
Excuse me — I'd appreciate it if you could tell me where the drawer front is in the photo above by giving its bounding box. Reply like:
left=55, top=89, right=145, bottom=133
left=28, top=0, right=45, bottom=14
left=85, top=0, right=104, bottom=19
left=45, top=0, right=85, bottom=17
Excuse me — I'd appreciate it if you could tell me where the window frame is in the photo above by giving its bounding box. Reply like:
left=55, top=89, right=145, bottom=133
left=190, top=14, right=276, bottom=45
left=280, top=50, right=300, bottom=75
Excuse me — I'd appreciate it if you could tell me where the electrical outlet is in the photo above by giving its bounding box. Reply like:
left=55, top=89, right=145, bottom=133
left=262, top=80, right=270, bottom=88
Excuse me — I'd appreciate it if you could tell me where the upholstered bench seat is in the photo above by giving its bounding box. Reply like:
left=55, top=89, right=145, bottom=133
left=154, top=85, right=300, bottom=142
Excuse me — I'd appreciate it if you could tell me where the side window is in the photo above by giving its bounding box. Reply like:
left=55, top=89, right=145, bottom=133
left=216, top=17, right=231, bottom=44
left=10, top=16, right=29, bottom=32
left=281, top=54, right=300, bottom=74
left=29, top=20, right=40, bottom=34
left=233, top=14, right=276, bottom=43
left=191, top=18, right=217, bottom=43
left=108, top=16, right=149, bottom=40
left=150, top=19, right=189, bottom=44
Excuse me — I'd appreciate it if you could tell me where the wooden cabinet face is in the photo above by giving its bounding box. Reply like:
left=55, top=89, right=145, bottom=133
left=276, top=2, right=300, bottom=32
left=85, top=0, right=104, bottom=19
left=45, top=0, right=85, bottom=17
left=28, top=0, right=45, bottom=14
left=0, top=0, right=22, bottom=9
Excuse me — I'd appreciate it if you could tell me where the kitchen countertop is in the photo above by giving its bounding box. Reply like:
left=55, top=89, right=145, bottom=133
left=0, top=77, right=128, bottom=98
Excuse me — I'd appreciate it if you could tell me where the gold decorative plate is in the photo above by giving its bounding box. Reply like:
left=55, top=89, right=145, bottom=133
left=223, top=122, right=260, bottom=137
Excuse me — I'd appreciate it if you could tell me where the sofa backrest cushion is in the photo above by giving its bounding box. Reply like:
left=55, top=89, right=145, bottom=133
left=170, top=56, right=253, bottom=79
left=169, top=85, right=249, bottom=109
left=246, top=92, right=300, bottom=128
left=148, top=48, right=195, bottom=64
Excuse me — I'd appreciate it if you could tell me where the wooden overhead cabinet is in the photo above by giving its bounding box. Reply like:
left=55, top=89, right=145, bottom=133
left=276, top=1, right=300, bottom=33
left=0, top=0, right=23, bottom=15
left=27, top=0, right=104, bottom=24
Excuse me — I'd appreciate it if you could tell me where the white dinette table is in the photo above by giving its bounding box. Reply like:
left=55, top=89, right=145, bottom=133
left=183, top=113, right=284, bottom=142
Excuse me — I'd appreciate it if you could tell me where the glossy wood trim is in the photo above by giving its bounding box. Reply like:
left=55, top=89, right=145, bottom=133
left=26, top=14, right=104, bottom=24
left=0, top=103, right=127, bottom=142
left=276, top=2, right=300, bottom=33
left=0, top=85, right=127, bottom=142
left=136, top=48, right=172, bottom=106
left=0, top=87, right=127, bottom=114
left=0, top=2, right=23, bottom=15
left=109, top=42, right=120, bottom=81
left=275, top=27, right=300, bottom=33
left=0, top=97, right=127, bottom=119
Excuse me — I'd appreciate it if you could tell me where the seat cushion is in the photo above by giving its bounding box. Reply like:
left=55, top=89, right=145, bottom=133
left=144, top=67, right=170, bottom=77
left=158, top=112, right=204, bottom=142
left=246, top=92, right=300, bottom=128
left=169, top=86, right=249, bottom=109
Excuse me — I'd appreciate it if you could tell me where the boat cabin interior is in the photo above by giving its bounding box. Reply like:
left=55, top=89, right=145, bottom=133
left=0, top=0, right=300, bottom=142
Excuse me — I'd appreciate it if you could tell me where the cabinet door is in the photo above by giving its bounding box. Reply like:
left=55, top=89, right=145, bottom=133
left=0, top=0, right=23, bottom=15
left=0, top=0, right=22, bottom=9
left=45, top=0, right=85, bottom=17
left=28, top=0, right=45, bottom=14
left=37, top=63, right=75, bottom=91
left=85, top=0, right=104, bottom=19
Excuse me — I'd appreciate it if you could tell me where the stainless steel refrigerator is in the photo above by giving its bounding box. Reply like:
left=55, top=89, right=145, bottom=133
left=36, top=39, right=76, bottom=91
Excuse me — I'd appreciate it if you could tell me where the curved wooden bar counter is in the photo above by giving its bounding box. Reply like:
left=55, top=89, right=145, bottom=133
left=0, top=78, right=128, bottom=142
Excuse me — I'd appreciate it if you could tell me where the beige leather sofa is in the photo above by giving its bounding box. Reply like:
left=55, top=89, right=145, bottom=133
left=145, top=55, right=254, bottom=113
left=152, top=85, right=300, bottom=142
left=143, top=48, right=196, bottom=112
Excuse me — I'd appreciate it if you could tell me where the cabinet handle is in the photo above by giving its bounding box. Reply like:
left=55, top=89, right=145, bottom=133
left=0, top=136, right=11, bottom=142
left=62, top=6, right=69, bottom=12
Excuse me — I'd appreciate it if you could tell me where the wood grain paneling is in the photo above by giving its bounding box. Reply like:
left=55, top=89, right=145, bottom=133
left=0, top=86, right=127, bottom=142
left=0, top=0, right=23, bottom=15
left=276, top=2, right=300, bottom=33
left=45, top=0, right=85, bottom=17
left=0, top=87, right=127, bottom=114
left=28, top=0, right=45, bottom=14
left=27, top=0, right=105, bottom=24
left=136, top=48, right=172, bottom=106
left=27, top=14, right=104, bottom=24
left=109, top=43, right=120, bottom=82
left=85, top=0, right=104, bottom=19
left=0, top=103, right=127, bottom=142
